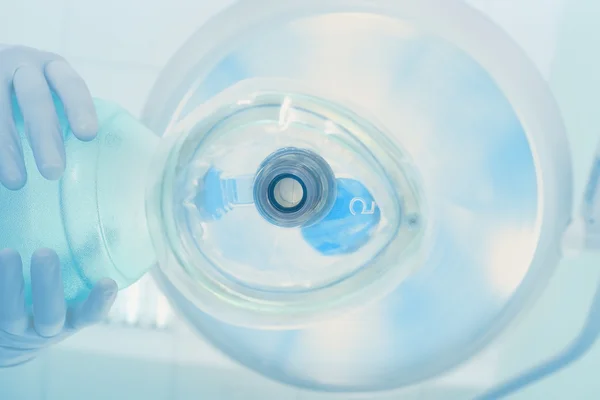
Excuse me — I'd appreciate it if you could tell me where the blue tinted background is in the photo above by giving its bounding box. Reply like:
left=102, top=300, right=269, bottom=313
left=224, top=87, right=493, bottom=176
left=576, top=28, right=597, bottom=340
left=3, top=0, right=600, bottom=399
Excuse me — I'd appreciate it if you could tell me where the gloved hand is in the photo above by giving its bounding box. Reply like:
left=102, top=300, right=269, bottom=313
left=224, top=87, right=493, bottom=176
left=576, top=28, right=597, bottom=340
left=0, top=45, right=98, bottom=190
left=0, top=46, right=112, bottom=367
left=0, top=248, right=117, bottom=368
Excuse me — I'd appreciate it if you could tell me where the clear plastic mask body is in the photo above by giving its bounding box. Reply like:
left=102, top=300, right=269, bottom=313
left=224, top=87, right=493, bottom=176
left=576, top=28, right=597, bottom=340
left=147, top=77, right=427, bottom=329
left=142, top=0, right=574, bottom=394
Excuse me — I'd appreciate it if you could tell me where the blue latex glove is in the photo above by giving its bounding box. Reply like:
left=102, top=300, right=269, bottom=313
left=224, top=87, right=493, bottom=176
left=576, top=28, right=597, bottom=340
left=0, top=45, right=98, bottom=190
left=0, top=248, right=117, bottom=368
left=0, top=47, right=114, bottom=367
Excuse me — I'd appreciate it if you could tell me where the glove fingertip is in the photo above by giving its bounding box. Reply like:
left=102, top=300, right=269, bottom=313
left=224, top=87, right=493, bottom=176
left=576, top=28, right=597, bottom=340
left=69, top=279, right=117, bottom=330
left=84, top=279, right=118, bottom=316
left=0, top=248, right=21, bottom=264
left=94, top=278, right=118, bottom=303
left=0, top=145, right=27, bottom=191
left=38, top=162, right=66, bottom=181
left=70, top=115, right=98, bottom=142
left=30, top=248, right=61, bottom=272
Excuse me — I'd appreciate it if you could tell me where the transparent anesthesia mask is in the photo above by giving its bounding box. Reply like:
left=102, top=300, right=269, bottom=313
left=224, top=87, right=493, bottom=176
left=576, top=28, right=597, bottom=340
left=149, top=79, right=426, bottom=328
left=140, top=0, right=599, bottom=397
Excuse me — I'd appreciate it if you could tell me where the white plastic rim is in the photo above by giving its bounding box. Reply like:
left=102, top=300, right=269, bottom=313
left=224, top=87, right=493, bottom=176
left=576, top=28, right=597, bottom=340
left=143, top=0, right=573, bottom=390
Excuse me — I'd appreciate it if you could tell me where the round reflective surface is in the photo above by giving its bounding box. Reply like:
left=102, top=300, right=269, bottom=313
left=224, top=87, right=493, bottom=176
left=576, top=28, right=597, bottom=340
left=144, top=0, right=571, bottom=392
